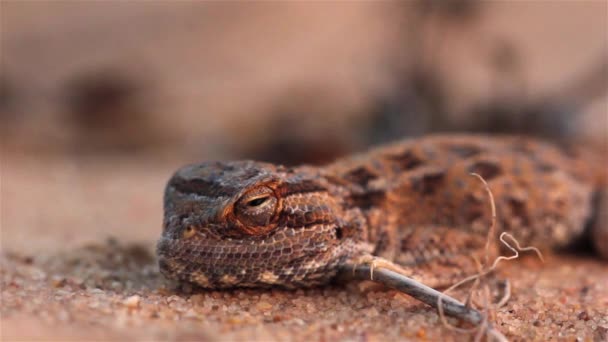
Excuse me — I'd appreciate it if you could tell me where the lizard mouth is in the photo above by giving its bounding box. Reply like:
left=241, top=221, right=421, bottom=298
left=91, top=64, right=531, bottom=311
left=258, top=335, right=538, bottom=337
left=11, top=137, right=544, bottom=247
left=156, top=224, right=345, bottom=289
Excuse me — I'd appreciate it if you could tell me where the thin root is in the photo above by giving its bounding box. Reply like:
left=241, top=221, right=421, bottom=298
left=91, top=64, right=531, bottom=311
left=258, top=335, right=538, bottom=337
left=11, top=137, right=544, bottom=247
left=496, top=280, right=511, bottom=308
left=437, top=173, right=544, bottom=340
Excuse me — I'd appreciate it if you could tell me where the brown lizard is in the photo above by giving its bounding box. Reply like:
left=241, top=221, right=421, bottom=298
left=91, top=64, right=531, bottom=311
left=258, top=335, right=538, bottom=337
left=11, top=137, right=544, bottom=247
left=157, top=134, right=607, bottom=294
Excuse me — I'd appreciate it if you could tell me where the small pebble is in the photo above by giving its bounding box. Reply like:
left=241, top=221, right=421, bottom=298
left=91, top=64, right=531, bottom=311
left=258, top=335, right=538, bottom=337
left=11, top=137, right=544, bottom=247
left=256, top=301, right=273, bottom=312
left=51, top=276, right=67, bottom=288
left=124, top=295, right=141, bottom=308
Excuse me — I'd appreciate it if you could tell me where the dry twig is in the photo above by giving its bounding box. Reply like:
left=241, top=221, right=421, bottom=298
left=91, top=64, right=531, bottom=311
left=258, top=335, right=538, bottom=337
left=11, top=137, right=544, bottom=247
left=437, top=173, right=544, bottom=341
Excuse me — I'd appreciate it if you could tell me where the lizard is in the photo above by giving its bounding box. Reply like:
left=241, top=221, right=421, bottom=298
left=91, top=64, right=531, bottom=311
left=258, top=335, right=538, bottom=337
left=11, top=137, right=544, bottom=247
left=156, top=134, right=607, bottom=293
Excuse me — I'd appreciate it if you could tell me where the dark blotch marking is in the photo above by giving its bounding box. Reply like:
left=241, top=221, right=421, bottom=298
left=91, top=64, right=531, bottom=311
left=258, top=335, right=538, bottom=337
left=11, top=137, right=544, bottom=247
left=508, top=198, right=530, bottom=226
left=555, top=141, right=580, bottom=159
left=411, top=171, right=446, bottom=196
left=276, top=180, right=327, bottom=197
left=374, top=230, right=391, bottom=255
left=169, top=177, right=237, bottom=197
left=344, top=167, right=378, bottom=187
left=468, top=161, right=502, bottom=181
left=386, top=150, right=424, bottom=171
left=448, top=144, right=482, bottom=158
left=512, top=142, right=535, bottom=156
left=535, top=162, right=556, bottom=173
left=347, top=190, right=386, bottom=210
left=463, top=194, right=484, bottom=222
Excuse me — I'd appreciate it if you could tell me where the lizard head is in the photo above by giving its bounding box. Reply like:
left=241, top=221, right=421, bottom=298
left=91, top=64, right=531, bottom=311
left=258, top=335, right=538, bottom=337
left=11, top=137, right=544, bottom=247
left=157, top=161, right=369, bottom=289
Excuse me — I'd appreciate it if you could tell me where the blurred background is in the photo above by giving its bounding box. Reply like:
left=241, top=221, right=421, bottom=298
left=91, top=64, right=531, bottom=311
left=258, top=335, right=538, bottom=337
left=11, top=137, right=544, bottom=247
left=1, top=1, right=607, bottom=250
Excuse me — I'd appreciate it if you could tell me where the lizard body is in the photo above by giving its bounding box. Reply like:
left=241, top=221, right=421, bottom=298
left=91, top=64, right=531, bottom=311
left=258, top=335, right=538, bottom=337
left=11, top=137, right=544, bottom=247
left=157, top=134, right=607, bottom=289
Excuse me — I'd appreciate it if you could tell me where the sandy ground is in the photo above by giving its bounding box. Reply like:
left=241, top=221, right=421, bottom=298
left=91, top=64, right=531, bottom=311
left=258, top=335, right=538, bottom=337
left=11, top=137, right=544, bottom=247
left=2, top=154, right=608, bottom=341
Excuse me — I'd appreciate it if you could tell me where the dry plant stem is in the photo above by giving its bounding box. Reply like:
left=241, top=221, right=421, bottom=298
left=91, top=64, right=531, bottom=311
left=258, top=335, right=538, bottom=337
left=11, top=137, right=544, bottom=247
left=344, top=264, right=509, bottom=341
left=496, top=280, right=511, bottom=308
left=465, top=257, right=484, bottom=308
left=438, top=173, right=499, bottom=334
left=472, top=173, right=498, bottom=268
left=343, top=265, right=484, bottom=326
left=437, top=231, right=543, bottom=326
left=436, top=173, right=542, bottom=341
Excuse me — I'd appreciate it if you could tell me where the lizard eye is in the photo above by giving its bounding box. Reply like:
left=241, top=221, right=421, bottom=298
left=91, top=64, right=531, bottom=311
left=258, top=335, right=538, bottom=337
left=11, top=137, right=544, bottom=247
left=246, top=197, right=269, bottom=207
left=234, top=186, right=278, bottom=228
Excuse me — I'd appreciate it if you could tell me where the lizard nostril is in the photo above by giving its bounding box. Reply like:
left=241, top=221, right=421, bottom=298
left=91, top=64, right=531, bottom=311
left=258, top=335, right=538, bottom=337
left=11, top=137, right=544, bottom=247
left=335, top=227, right=344, bottom=240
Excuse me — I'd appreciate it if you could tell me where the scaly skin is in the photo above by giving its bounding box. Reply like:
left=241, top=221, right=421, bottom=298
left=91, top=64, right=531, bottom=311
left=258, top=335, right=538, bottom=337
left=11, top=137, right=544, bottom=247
left=156, top=134, right=607, bottom=289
